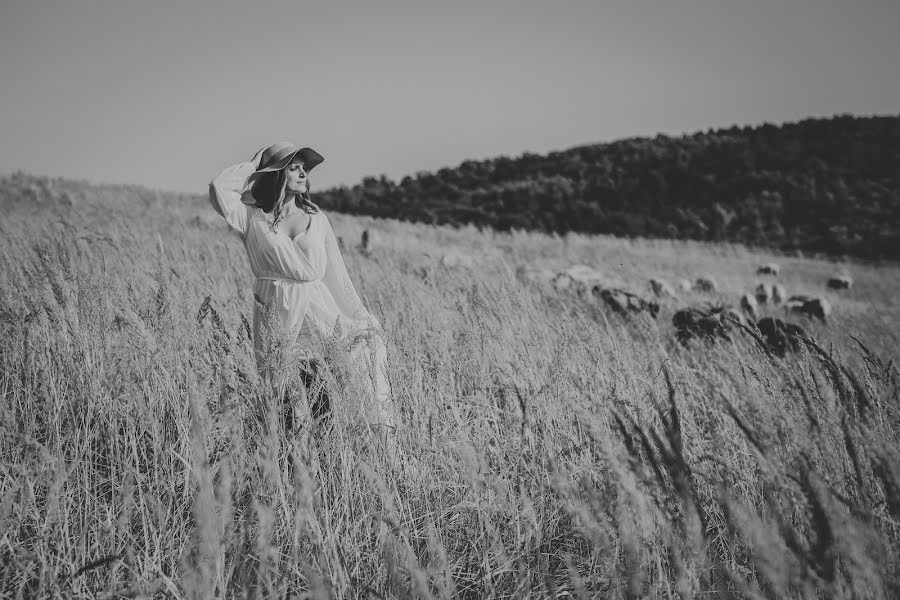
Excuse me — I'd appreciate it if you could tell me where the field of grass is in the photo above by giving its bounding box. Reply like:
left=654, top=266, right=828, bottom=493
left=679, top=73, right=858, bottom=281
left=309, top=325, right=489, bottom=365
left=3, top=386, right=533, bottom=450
left=2, top=174, right=900, bottom=598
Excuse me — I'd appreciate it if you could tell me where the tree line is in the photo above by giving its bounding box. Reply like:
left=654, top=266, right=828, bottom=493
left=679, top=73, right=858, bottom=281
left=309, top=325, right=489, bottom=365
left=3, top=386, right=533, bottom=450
left=315, top=115, right=900, bottom=259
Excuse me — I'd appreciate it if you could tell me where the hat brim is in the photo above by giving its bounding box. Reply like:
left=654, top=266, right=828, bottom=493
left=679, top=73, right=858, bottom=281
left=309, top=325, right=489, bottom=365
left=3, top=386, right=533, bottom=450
left=254, top=147, right=324, bottom=173
left=242, top=147, right=325, bottom=205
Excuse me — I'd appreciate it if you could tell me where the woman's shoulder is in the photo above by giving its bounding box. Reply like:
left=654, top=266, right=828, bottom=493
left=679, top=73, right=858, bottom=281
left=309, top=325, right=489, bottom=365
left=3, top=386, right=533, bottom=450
left=315, top=207, right=332, bottom=224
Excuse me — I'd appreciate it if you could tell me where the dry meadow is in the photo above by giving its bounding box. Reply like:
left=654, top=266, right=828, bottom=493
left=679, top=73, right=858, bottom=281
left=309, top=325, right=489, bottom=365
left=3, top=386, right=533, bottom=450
left=2, top=175, right=900, bottom=598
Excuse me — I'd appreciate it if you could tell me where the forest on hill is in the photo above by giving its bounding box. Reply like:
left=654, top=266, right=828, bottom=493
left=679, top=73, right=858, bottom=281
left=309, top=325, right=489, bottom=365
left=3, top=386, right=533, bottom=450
left=316, top=115, right=900, bottom=259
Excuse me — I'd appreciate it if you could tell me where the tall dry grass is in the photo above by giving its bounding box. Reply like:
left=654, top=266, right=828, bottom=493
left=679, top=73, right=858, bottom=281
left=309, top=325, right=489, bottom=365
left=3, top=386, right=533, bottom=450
left=1, top=174, right=900, bottom=598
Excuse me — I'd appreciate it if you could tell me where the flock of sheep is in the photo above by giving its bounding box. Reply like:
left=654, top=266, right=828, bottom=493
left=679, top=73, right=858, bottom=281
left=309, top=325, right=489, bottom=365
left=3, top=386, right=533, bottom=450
left=528, top=260, right=854, bottom=357
left=354, top=227, right=853, bottom=358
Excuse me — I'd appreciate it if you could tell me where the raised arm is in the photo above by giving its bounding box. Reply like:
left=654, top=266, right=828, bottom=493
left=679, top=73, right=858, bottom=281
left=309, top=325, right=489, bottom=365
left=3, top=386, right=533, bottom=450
left=321, top=213, right=381, bottom=331
left=208, top=149, right=265, bottom=236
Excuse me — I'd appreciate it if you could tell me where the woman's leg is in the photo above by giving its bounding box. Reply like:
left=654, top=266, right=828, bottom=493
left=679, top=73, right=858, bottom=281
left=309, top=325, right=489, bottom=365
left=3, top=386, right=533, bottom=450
left=301, top=357, right=331, bottom=426
left=255, top=299, right=323, bottom=436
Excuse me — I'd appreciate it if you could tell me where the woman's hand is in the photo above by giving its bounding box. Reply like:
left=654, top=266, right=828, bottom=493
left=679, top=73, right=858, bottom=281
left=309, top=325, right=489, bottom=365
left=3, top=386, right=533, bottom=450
left=343, top=317, right=384, bottom=351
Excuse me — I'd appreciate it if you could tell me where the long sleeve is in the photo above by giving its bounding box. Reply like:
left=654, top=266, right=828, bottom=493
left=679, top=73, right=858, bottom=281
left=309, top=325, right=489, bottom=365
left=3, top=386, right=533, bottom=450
left=208, top=161, right=255, bottom=236
left=321, top=213, right=381, bottom=332
left=320, top=213, right=393, bottom=418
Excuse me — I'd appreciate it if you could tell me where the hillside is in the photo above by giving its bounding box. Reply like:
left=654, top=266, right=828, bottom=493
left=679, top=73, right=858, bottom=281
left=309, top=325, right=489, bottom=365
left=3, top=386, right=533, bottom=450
left=317, top=114, right=900, bottom=259
left=2, top=175, right=900, bottom=596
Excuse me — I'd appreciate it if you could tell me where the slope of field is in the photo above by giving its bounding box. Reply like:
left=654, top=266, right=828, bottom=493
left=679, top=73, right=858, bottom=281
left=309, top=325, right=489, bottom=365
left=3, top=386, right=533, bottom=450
left=2, top=175, right=900, bottom=598
left=318, top=114, right=900, bottom=259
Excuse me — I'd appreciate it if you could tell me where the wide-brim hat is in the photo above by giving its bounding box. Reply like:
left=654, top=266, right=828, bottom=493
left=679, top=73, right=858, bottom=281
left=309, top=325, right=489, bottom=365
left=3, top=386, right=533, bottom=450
left=243, top=141, right=324, bottom=205
left=254, top=141, right=324, bottom=174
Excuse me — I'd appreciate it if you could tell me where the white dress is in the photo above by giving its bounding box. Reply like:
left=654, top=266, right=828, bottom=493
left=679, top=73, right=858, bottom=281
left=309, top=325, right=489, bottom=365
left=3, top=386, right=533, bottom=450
left=208, top=161, right=392, bottom=425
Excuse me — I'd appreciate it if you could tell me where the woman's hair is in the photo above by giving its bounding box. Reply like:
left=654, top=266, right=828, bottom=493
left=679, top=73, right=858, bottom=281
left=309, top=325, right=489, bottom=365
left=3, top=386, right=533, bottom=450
left=250, top=167, right=318, bottom=230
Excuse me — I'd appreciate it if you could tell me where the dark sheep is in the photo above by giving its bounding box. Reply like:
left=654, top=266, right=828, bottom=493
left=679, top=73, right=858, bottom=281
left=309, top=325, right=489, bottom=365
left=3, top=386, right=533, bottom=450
left=672, top=306, right=741, bottom=346
left=755, top=317, right=807, bottom=357
left=827, top=275, right=853, bottom=290
left=693, top=276, right=718, bottom=293
left=757, top=263, right=780, bottom=276
left=786, top=295, right=831, bottom=323
left=594, top=287, right=660, bottom=319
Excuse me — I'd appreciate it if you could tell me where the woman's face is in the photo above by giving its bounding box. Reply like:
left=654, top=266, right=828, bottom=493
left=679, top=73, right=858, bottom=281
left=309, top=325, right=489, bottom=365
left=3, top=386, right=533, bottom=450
left=283, top=161, right=309, bottom=195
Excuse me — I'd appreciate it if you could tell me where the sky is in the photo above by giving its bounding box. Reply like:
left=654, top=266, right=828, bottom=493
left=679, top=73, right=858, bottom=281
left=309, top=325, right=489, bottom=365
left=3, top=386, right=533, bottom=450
left=0, top=0, right=898, bottom=194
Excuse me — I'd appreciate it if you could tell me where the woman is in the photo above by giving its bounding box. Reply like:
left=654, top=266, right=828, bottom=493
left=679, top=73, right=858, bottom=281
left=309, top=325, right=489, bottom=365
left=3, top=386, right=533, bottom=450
left=208, top=141, right=393, bottom=430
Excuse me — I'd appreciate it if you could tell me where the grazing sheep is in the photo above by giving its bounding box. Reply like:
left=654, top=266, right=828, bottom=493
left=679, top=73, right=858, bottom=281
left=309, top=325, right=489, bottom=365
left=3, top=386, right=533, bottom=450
left=757, top=263, right=780, bottom=276
left=551, top=272, right=575, bottom=292
left=678, top=279, right=693, bottom=293
left=693, top=276, right=718, bottom=293
left=772, top=283, right=786, bottom=305
left=740, top=293, right=759, bottom=319
left=827, top=274, right=853, bottom=290
left=594, top=287, right=660, bottom=319
left=566, top=265, right=606, bottom=282
left=649, top=277, right=678, bottom=299
left=756, top=317, right=807, bottom=357
left=552, top=265, right=606, bottom=295
left=672, top=306, right=742, bottom=346
left=786, top=295, right=832, bottom=323
left=754, top=282, right=773, bottom=304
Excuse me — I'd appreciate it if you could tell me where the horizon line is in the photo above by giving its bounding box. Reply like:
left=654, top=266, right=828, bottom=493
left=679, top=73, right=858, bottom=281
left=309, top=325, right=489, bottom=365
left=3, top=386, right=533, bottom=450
left=3, top=111, right=897, bottom=197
